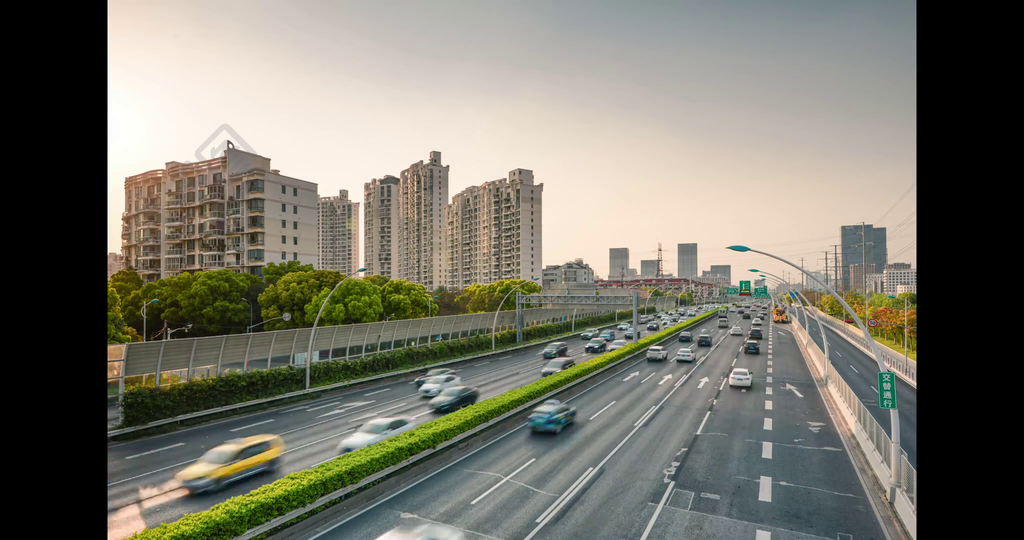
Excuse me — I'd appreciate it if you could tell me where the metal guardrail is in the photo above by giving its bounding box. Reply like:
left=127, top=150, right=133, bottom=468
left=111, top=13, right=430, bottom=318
left=808, top=307, right=916, bottom=385
left=790, top=313, right=916, bottom=537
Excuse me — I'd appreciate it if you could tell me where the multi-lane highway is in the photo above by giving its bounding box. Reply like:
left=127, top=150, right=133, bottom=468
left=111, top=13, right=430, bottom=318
left=106, top=310, right=703, bottom=539
left=787, top=305, right=917, bottom=470
left=294, top=309, right=892, bottom=540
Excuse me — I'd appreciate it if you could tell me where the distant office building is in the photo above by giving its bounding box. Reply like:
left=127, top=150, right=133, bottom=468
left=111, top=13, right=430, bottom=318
left=609, top=248, right=630, bottom=281
left=805, top=271, right=828, bottom=290
left=107, top=252, right=123, bottom=281
left=841, top=224, right=887, bottom=292
left=896, top=283, right=917, bottom=294
left=885, top=262, right=911, bottom=271
left=709, top=265, right=732, bottom=286
left=443, top=168, right=542, bottom=289
left=397, top=152, right=449, bottom=289
left=677, top=243, right=698, bottom=280
left=753, top=279, right=765, bottom=289
left=884, top=267, right=916, bottom=295
left=542, top=259, right=594, bottom=288
left=626, top=268, right=638, bottom=279
left=640, top=259, right=659, bottom=278
left=866, top=273, right=885, bottom=294
left=318, top=190, right=360, bottom=276
left=363, top=175, right=400, bottom=279
left=121, top=147, right=319, bottom=284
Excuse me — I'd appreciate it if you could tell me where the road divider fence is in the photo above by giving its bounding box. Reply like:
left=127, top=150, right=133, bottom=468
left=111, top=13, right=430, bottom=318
left=805, top=306, right=916, bottom=386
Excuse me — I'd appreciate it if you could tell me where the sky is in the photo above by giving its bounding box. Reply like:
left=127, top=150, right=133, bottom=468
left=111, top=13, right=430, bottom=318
left=108, top=0, right=916, bottom=286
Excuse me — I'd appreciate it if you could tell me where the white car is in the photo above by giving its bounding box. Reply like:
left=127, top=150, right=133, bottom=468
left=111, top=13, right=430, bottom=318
left=376, top=524, right=466, bottom=540
left=673, top=349, right=696, bottom=362
left=337, top=417, right=414, bottom=454
left=729, top=368, right=752, bottom=388
left=609, top=339, right=628, bottom=351
left=617, top=323, right=630, bottom=331
left=419, top=374, right=462, bottom=397
left=752, top=318, right=762, bottom=326
left=646, top=346, right=668, bottom=361
left=730, top=326, right=743, bottom=335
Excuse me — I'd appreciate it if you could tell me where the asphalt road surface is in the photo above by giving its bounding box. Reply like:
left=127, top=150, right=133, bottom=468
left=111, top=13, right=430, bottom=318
left=106, top=309, right=711, bottom=539
left=787, top=306, right=917, bottom=470
left=296, top=312, right=890, bottom=540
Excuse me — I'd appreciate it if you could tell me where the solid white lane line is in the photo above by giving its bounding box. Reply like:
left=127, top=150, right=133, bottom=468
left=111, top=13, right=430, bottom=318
left=756, top=529, right=771, bottom=540
left=641, top=373, right=656, bottom=383
left=351, top=403, right=407, bottom=421
left=535, top=467, right=593, bottom=523
left=474, top=361, right=490, bottom=366
left=634, top=405, right=657, bottom=427
left=230, top=419, right=274, bottom=432
left=280, top=406, right=308, bottom=414
left=590, top=401, right=616, bottom=420
left=762, top=442, right=772, bottom=459
left=306, top=401, right=342, bottom=412
left=411, top=410, right=434, bottom=419
left=696, top=411, right=710, bottom=435
left=763, top=418, right=772, bottom=431
left=759, top=476, right=772, bottom=502
left=871, top=386, right=877, bottom=393
left=282, top=429, right=353, bottom=454
left=719, top=378, right=727, bottom=390
left=766, top=387, right=772, bottom=395
left=850, top=365, right=859, bottom=374
left=364, top=388, right=390, bottom=396
left=732, top=358, right=737, bottom=366
left=124, top=443, right=184, bottom=460
left=471, top=458, right=536, bottom=505
left=640, top=480, right=676, bottom=540
left=835, top=351, right=843, bottom=357
left=107, top=459, right=195, bottom=486
left=765, top=401, right=773, bottom=410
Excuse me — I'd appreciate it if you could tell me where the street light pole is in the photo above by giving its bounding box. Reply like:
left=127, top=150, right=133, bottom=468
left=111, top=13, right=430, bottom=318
left=729, top=245, right=901, bottom=500
left=305, top=268, right=366, bottom=392
left=241, top=298, right=253, bottom=333
left=141, top=299, right=159, bottom=342
left=492, top=278, right=539, bottom=351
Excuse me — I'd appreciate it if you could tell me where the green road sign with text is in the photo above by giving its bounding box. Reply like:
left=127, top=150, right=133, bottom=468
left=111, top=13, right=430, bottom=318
left=754, top=286, right=768, bottom=298
left=877, top=371, right=898, bottom=409
left=739, top=281, right=751, bottom=296
left=726, top=288, right=738, bottom=295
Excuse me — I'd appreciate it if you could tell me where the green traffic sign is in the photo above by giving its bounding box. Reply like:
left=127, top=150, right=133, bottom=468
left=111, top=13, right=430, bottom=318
left=753, top=286, right=768, bottom=298
left=739, top=281, right=751, bottom=296
left=726, top=288, right=739, bottom=295
left=877, top=371, right=898, bottom=409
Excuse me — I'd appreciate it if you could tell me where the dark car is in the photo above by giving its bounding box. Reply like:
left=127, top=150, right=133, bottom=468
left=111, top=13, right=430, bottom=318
left=744, top=340, right=760, bottom=354
left=646, top=322, right=659, bottom=331
left=528, top=399, right=576, bottom=434
left=542, top=342, right=568, bottom=358
left=428, top=386, right=479, bottom=412
left=415, top=368, right=457, bottom=387
left=625, top=328, right=638, bottom=339
left=697, top=335, right=713, bottom=347
left=748, top=328, right=763, bottom=340
left=541, top=358, right=575, bottom=377
left=585, top=338, right=607, bottom=353
left=737, top=309, right=744, bottom=314
left=742, top=312, right=751, bottom=319
left=678, top=331, right=692, bottom=342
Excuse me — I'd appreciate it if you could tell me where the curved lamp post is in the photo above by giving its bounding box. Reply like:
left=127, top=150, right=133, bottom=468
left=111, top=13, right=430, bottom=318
left=729, top=245, right=901, bottom=499
left=305, top=268, right=366, bottom=392
left=427, top=294, right=439, bottom=317
left=491, top=278, right=539, bottom=351
left=241, top=298, right=253, bottom=333
left=248, top=311, right=291, bottom=333
left=142, top=299, right=159, bottom=342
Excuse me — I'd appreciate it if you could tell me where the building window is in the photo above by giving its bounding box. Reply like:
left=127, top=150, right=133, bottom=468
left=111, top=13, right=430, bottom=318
left=281, top=203, right=287, bottom=212
left=293, top=252, right=298, bottom=260
left=282, top=185, right=287, bottom=194
left=293, top=237, right=298, bottom=245
left=293, top=221, right=298, bottom=230
left=282, top=251, right=287, bottom=260
left=293, top=187, right=298, bottom=196
left=293, top=205, right=298, bottom=214
left=281, top=219, right=287, bottom=228
left=282, top=235, right=287, bottom=244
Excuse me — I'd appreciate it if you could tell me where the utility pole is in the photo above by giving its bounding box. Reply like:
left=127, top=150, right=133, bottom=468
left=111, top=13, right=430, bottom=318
left=799, top=258, right=805, bottom=292
left=861, top=222, right=866, bottom=296
left=831, top=245, right=841, bottom=295
left=656, top=243, right=664, bottom=279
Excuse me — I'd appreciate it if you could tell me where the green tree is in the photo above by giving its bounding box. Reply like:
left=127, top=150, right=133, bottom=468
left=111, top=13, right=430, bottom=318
left=455, top=279, right=542, bottom=313
left=432, top=286, right=465, bottom=316
left=364, top=274, right=390, bottom=288
left=110, top=269, right=143, bottom=301
left=305, top=278, right=384, bottom=326
left=380, top=279, right=436, bottom=320
left=164, top=270, right=262, bottom=336
left=108, top=286, right=133, bottom=344
left=258, top=270, right=345, bottom=330
left=897, top=292, right=917, bottom=306
left=122, top=281, right=162, bottom=340
left=646, top=288, right=666, bottom=298
left=677, top=291, right=694, bottom=306
left=263, top=260, right=315, bottom=287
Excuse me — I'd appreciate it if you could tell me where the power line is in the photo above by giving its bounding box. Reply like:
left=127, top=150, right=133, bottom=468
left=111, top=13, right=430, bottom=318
left=889, top=240, right=916, bottom=261
left=876, top=182, right=915, bottom=225
left=888, top=210, right=917, bottom=237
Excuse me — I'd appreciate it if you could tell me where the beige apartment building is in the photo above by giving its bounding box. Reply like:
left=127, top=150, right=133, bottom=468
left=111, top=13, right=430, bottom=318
left=363, top=175, right=400, bottom=279
left=397, top=152, right=449, bottom=290
left=107, top=252, right=123, bottom=281
left=443, top=168, right=543, bottom=290
left=318, top=189, right=360, bottom=276
left=121, top=147, right=319, bottom=283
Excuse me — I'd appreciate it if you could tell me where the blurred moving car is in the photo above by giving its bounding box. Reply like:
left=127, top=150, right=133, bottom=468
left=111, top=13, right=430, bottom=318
left=609, top=339, right=628, bottom=351
left=581, top=328, right=600, bottom=340
left=625, top=328, right=638, bottom=339
left=718, top=318, right=730, bottom=328
left=698, top=334, right=713, bottom=346
left=543, top=342, right=568, bottom=358
left=176, top=435, right=284, bottom=495
left=647, top=322, right=660, bottom=331
left=585, top=338, right=607, bottom=353
left=600, top=330, right=616, bottom=341
left=749, top=328, right=763, bottom=340
left=673, top=349, right=696, bottom=362
left=729, top=368, right=752, bottom=387
left=376, top=524, right=466, bottom=540
left=743, top=340, right=760, bottom=354
left=617, top=323, right=631, bottom=331
left=742, top=312, right=751, bottom=319
left=730, top=326, right=743, bottom=336
left=429, top=386, right=479, bottom=412
left=541, top=358, right=575, bottom=377
left=338, top=417, right=414, bottom=454
left=419, top=374, right=462, bottom=397
left=678, top=331, right=692, bottom=342
left=752, top=318, right=762, bottom=326
left=414, top=368, right=456, bottom=387
left=528, top=399, right=576, bottom=434
left=646, top=345, right=668, bottom=361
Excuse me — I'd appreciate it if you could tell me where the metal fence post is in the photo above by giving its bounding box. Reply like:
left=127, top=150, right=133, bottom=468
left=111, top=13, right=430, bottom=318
left=216, top=336, right=226, bottom=375
left=243, top=332, right=253, bottom=373
left=185, top=340, right=197, bottom=382
left=155, top=341, right=166, bottom=388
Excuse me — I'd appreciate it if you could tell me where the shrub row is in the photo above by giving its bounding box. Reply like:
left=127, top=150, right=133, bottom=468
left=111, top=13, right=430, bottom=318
left=120, top=307, right=660, bottom=427
left=130, top=309, right=717, bottom=540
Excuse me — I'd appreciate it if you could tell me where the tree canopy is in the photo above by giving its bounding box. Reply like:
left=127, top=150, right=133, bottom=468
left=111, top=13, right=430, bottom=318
left=364, top=274, right=390, bottom=288
left=258, top=270, right=345, bottom=331
left=263, top=261, right=315, bottom=287
left=380, top=279, right=436, bottom=320
left=455, top=279, right=542, bottom=313
left=305, top=278, right=384, bottom=326
left=108, top=286, right=136, bottom=344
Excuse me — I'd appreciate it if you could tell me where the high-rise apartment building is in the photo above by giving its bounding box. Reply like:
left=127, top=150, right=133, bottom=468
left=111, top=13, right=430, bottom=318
left=709, top=265, right=732, bottom=286
left=397, top=152, right=449, bottom=290
left=121, top=147, right=319, bottom=283
left=363, top=175, right=400, bottom=279
left=609, top=248, right=629, bottom=281
left=841, top=224, right=887, bottom=292
left=443, top=168, right=543, bottom=289
left=318, top=190, right=360, bottom=275
left=677, top=243, right=698, bottom=280
left=107, top=252, right=123, bottom=281
left=640, top=260, right=659, bottom=278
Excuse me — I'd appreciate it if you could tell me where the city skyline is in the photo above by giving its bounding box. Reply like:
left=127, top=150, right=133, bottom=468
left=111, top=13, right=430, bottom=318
left=109, top=0, right=915, bottom=285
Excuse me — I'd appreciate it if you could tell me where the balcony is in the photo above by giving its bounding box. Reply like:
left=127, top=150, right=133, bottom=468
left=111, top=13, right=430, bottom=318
left=227, top=227, right=244, bottom=235
left=201, top=211, right=225, bottom=221
left=248, top=255, right=265, bottom=263
left=164, top=264, right=183, bottom=271
left=226, top=260, right=241, bottom=267
left=203, top=260, right=225, bottom=268
left=139, top=268, right=161, bottom=275
left=165, top=249, right=184, bottom=256
left=202, top=229, right=224, bottom=238
left=141, top=236, right=161, bottom=245
left=228, top=207, right=241, bottom=216
left=165, top=216, right=183, bottom=225
left=247, top=205, right=265, bottom=215
left=140, top=221, right=160, bottom=229
left=201, top=245, right=225, bottom=254
left=202, top=190, right=225, bottom=202
left=225, top=244, right=241, bottom=254
left=247, top=221, right=265, bottom=231
left=166, top=197, right=184, bottom=207
left=138, top=252, right=160, bottom=259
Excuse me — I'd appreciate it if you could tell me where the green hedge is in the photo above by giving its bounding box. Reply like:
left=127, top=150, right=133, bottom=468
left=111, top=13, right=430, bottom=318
left=129, top=310, right=715, bottom=540
left=119, top=307, right=662, bottom=427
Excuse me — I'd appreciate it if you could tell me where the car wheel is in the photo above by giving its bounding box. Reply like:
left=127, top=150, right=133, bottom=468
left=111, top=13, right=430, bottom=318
left=267, top=458, right=280, bottom=474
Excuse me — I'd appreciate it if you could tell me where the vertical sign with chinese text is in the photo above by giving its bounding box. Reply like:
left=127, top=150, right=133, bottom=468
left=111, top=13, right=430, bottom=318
left=877, top=371, right=898, bottom=409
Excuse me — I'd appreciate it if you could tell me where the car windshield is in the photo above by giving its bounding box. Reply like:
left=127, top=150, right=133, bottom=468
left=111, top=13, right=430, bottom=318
left=439, top=387, right=463, bottom=397
left=426, top=369, right=448, bottom=376
left=532, top=405, right=556, bottom=415
left=426, top=376, right=448, bottom=384
left=358, top=421, right=391, bottom=434
left=589, top=339, right=604, bottom=344
left=545, top=360, right=565, bottom=369
left=198, top=447, right=238, bottom=464
left=733, top=369, right=749, bottom=376
left=612, top=340, right=626, bottom=346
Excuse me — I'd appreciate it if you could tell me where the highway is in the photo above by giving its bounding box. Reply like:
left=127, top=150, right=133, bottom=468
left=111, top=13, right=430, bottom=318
left=788, top=305, right=917, bottom=470
left=296, top=309, right=891, bottom=540
left=106, top=309, right=703, bottom=539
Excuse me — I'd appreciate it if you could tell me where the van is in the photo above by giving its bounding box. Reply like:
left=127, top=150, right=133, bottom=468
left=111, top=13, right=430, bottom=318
left=718, top=318, right=729, bottom=328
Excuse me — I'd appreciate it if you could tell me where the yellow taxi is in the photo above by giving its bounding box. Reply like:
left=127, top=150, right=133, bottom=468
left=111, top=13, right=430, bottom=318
left=175, top=434, right=284, bottom=495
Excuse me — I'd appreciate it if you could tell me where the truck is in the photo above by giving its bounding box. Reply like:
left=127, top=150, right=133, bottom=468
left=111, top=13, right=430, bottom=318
left=772, top=306, right=789, bottom=323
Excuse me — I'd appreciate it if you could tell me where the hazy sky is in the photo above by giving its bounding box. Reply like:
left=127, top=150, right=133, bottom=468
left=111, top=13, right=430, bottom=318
left=108, top=0, right=916, bottom=284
